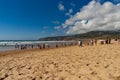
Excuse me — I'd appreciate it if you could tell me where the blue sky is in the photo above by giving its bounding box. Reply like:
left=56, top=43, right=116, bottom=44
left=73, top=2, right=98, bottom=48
left=0, top=0, right=120, bottom=40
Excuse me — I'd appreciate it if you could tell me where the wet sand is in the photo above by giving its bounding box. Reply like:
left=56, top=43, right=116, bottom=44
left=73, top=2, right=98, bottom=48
left=0, top=44, right=120, bottom=80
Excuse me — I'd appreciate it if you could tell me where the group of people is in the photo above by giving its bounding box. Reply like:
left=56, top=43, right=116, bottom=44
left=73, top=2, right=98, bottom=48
left=78, top=39, right=97, bottom=47
left=14, top=38, right=120, bottom=50
left=15, top=44, right=34, bottom=50
left=105, top=38, right=111, bottom=44
left=78, top=38, right=120, bottom=47
left=100, top=38, right=112, bottom=44
left=15, top=42, right=77, bottom=50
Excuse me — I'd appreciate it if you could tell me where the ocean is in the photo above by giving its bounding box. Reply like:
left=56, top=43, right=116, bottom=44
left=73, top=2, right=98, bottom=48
left=0, top=40, right=77, bottom=51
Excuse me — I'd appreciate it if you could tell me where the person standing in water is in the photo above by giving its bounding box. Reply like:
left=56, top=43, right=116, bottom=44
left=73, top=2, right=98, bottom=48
left=43, top=44, right=45, bottom=49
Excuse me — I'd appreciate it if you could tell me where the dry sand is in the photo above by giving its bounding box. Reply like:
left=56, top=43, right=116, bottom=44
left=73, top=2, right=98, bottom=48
left=0, top=44, right=120, bottom=80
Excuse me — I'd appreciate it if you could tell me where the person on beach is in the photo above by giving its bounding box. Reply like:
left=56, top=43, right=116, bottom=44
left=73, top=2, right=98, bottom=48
left=25, top=45, right=27, bottom=49
left=100, top=40, right=104, bottom=44
left=15, top=43, right=17, bottom=48
left=78, top=40, right=83, bottom=47
left=56, top=44, right=58, bottom=48
left=38, top=44, right=40, bottom=48
left=38, top=44, right=42, bottom=49
left=90, top=40, right=94, bottom=46
left=86, top=41, right=89, bottom=46
left=108, top=38, right=111, bottom=44
left=18, top=45, right=19, bottom=49
left=43, top=44, right=45, bottom=49
left=31, top=44, right=33, bottom=49
left=20, top=45, right=22, bottom=50
left=15, top=43, right=19, bottom=49
left=45, top=44, right=49, bottom=48
left=21, top=45, right=23, bottom=50
left=95, top=39, right=97, bottom=45
left=105, top=39, right=108, bottom=44
left=39, top=45, right=42, bottom=49
left=115, top=38, right=118, bottom=41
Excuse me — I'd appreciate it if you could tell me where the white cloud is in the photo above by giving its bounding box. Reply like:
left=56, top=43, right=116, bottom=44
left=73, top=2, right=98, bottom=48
left=52, top=20, right=60, bottom=24
left=65, top=9, right=73, bottom=17
left=61, top=1, right=120, bottom=34
left=58, top=2, right=65, bottom=11
left=54, top=26, right=61, bottom=30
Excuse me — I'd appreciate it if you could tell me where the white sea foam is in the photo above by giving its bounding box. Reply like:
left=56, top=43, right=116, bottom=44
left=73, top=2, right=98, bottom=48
left=0, top=40, right=77, bottom=51
left=0, top=41, right=76, bottom=45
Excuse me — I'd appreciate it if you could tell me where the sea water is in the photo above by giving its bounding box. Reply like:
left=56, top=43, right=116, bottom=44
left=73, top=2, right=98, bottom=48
left=0, top=40, right=77, bottom=51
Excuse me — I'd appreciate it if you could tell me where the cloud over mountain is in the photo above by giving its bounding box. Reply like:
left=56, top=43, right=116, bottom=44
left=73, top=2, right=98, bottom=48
left=61, top=1, right=120, bottom=34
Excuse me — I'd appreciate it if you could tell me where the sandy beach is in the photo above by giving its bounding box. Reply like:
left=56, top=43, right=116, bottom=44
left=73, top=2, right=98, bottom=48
left=0, top=44, right=120, bottom=80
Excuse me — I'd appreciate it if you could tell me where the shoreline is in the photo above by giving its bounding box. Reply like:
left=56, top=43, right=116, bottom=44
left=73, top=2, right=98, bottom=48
left=0, top=41, right=77, bottom=52
left=0, top=45, right=76, bottom=57
left=0, top=39, right=119, bottom=56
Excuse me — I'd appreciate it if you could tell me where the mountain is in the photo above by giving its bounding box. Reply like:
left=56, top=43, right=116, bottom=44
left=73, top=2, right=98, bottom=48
left=38, top=30, right=120, bottom=41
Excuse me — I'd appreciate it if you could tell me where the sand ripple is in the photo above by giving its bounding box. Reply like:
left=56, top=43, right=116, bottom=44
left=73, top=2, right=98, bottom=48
left=0, top=44, right=120, bottom=80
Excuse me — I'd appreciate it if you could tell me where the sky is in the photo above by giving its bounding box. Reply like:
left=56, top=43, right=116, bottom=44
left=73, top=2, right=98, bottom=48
left=0, top=0, right=120, bottom=40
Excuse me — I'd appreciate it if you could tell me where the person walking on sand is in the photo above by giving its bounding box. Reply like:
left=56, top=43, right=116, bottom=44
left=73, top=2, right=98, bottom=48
left=90, top=40, right=94, bottom=46
left=78, top=40, right=83, bottom=47
left=105, top=39, right=108, bottom=44
left=108, top=38, right=111, bottom=44
left=95, top=39, right=97, bottom=45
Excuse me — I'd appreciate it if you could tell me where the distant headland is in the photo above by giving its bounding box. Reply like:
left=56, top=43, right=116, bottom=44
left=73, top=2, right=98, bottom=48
left=39, top=30, right=120, bottom=41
